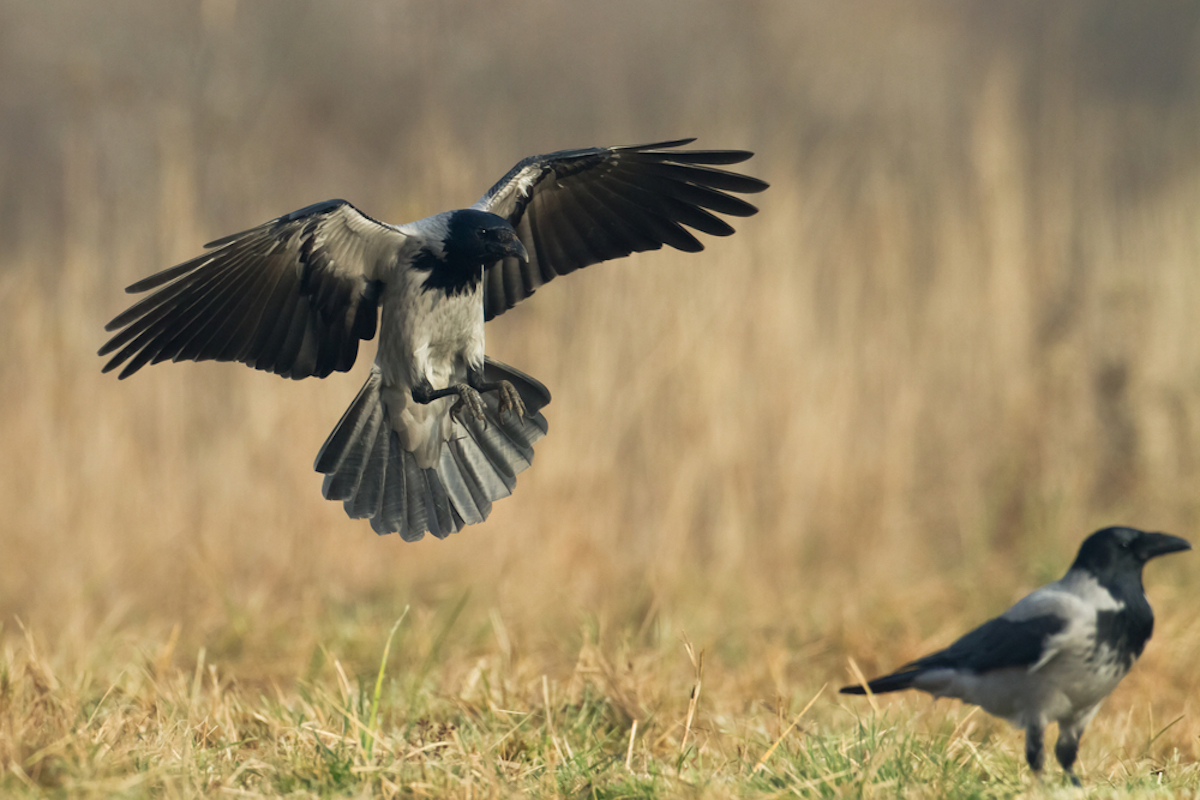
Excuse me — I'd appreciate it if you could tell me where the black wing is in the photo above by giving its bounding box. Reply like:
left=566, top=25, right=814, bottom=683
left=474, top=139, right=769, bottom=320
left=841, top=613, right=1068, bottom=695
left=99, top=200, right=404, bottom=380
left=906, top=614, right=1068, bottom=674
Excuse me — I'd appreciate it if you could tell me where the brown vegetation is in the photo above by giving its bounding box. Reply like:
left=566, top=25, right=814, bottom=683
left=1, top=1, right=1198, bottom=792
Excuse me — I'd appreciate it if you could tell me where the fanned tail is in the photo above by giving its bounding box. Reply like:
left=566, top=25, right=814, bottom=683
left=314, top=361, right=549, bottom=540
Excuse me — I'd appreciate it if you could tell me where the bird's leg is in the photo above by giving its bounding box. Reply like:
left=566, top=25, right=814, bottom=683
left=1055, top=726, right=1084, bottom=787
left=411, top=381, right=486, bottom=423
left=467, top=368, right=526, bottom=421
left=1024, top=725, right=1046, bottom=776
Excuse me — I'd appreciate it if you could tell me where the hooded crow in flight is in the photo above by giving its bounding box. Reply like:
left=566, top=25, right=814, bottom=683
left=100, top=140, right=768, bottom=540
left=841, top=526, right=1190, bottom=785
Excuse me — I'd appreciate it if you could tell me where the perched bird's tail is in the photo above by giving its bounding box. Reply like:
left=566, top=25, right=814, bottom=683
left=839, top=670, right=922, bottom=695
left=314, top=358, right=549, bottom=540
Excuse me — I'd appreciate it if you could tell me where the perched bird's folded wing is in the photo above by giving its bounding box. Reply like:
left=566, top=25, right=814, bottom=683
left=99, top=200, right=404, bottom=379
left=906, top=611, right=1069, bottom=675
left=474, top=139, right=769, bottom=320
left=839, top=608, right=1069, bottom=695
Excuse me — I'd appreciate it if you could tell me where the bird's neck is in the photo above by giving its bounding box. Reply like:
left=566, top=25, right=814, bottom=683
left=411, top=248, right=484, bottom=297
left=1082, top=567, right=1155, bottom=665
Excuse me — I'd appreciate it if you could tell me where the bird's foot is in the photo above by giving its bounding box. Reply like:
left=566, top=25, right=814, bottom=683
left=449, top=384, right=487, bottom=423
left=494, top=380, right=526, bottom=421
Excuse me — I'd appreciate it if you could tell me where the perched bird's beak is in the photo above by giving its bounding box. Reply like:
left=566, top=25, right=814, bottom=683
left=1135, top=532, right=1192, bottom=561
left=491, top=237, right=529, bottom=264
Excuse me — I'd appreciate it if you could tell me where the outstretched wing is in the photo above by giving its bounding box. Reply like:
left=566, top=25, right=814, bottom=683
left=99, top=200, right=405, bottom=380
left=474, top=139, right=769, bottom=320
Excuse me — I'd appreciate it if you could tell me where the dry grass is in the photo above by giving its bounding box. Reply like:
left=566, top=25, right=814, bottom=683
left=2, top=0, right=1200, bottom=796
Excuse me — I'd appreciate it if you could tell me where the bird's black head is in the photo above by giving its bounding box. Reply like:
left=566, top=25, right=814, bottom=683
left=1070, top=526, right=1191, bottom=579
left=416, top=209, right=528, bottom=296
left=445, top=209, right=527, bottom=265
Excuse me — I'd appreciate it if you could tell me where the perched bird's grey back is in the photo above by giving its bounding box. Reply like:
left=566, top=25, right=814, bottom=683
left=840, top=526, right=1190, bottom=785
left=100, top=140, right=768, bottom=540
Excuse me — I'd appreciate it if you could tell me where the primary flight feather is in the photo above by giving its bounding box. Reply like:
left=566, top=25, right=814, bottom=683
left=100, top=139, right=768, bottom=540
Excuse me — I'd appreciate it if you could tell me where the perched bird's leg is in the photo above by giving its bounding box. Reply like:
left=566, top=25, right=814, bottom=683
left=1055, top=726, right=1084, bottom=787
left=467, top=368, right=526, bottom=420
left=412, top=382, right=486, bottom=423
left=1024, top=725, right=1046, bottom=776
left=838, top=529, right=1191, bottom=791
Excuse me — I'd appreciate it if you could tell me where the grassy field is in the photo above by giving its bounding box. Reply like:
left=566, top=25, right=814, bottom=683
left=3, top=1, right=1200, bottom=796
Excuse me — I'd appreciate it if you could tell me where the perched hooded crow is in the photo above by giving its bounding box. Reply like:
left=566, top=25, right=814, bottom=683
left=100, top=140, right=768, bottom=540
left=841, top=526, right=1190, bottom=785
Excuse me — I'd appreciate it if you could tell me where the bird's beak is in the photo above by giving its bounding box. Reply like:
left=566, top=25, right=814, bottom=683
left=1135, top=532, right=1192, bottom=561
left=509, top=238, right=529, bottom=264
left=492, top=237, right=529, bottom=264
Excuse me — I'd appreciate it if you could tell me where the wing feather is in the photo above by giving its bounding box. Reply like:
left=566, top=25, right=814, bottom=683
left=99, top=199, right=404, bottom=379
left=475, top=139, right=768, bottom=319
left=905, top=613, right=1069, bottom=675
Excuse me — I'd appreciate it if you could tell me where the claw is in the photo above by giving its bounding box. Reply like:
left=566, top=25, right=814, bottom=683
left=449, top=384, right=486, bottom=423
left=496, top=380, right=526, bottom=420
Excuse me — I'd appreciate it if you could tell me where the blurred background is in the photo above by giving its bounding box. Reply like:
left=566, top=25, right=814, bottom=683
left=1, top=0, right=1198, bottom=687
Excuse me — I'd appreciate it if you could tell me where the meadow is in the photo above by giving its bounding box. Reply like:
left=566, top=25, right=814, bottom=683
left=2, top=1, right=1199, bottom=796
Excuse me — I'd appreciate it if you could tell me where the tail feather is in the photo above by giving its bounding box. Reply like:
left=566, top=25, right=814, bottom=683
left=469, top=404, right=540, bottom=478
left=316, top=364, right=548, bottom=540
left=316, top=374, right=384, bottom=496
left=401, top=454, right=459, bottom=540
left=840, top=670, right=922, bottom=695
left=377, top=444, right=411, bottom=539
left=350, top=413, right=390, bottom=519
left=313, top=372, right=373, bottom=475
left=424, top=460, right=457, bottom=539
left=400, top=443, right=434, bottom=536
left=455, top=418, right=519, bottom=494
left=494, top=403, right=548, bottom=453
left=442, top=439, right=491, bottom=525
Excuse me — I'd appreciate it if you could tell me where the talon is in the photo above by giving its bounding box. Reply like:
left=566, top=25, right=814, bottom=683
left=497, top=380, right=526, bottom=420
left=449, top=385, right=486, bottom=424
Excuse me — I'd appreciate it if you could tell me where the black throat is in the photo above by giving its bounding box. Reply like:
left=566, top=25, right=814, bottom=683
left=411, top=247, right=483, bottom=297
left=1091, top=569, right=1154, bottom=668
